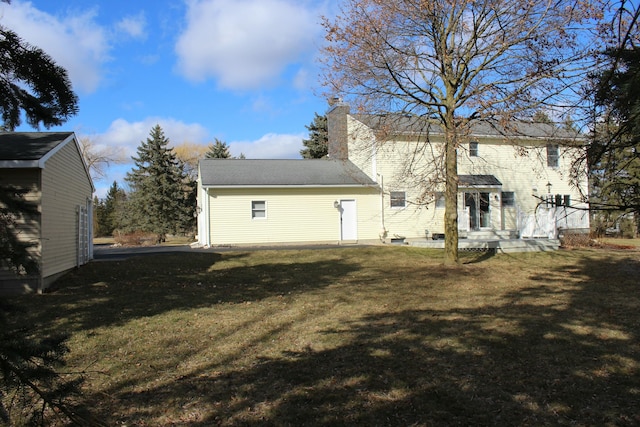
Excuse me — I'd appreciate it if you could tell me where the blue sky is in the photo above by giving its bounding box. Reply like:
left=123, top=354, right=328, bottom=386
left=2, top=0, right=336, bottom=197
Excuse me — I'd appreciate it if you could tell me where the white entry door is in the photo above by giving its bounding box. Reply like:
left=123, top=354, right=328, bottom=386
left=340, top=199, right=358, bottom=240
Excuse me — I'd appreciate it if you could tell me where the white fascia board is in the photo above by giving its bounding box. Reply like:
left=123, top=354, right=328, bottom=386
left=0, top=160, right=40, bottom=168
left=201, top=184, right=379, bottom=189
left=0, top=134, right=79, bottom=170
left=397, top=130, right=587, bottom=144
left=459, top=185, right=503, bottom=189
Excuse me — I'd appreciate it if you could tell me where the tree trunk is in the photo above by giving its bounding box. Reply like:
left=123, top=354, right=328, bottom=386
left=443, top=128, right=459, bottom=264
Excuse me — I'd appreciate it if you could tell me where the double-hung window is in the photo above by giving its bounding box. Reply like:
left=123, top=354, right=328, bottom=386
left=390, top=191, right=406, bottom=208
left=469, top=141, right=479, bottom=157
left=435, top=192, right=445, bottom=208
left=251, top=200, right=266, bottom=219
left=547, top=144, right=559, bottom=167
left=501, top=191, right=515, bottom=207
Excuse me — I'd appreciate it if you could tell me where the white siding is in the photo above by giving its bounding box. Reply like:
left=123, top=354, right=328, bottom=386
left=347, top=116, right=589, bottom=238
left=205, top=187, right=381, bottom=245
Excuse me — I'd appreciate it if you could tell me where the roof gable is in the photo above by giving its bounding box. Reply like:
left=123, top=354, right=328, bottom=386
left=199, top=159, right=377, bottom=187
left=0, top=132, right=94, bottom=192
left=0, top=132, right=75, bottom=165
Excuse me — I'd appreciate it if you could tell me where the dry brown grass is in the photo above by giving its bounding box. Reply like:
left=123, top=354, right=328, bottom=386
left=95, top=234, right=195, bottom=247
left=6, top=246, right=640, bottom=426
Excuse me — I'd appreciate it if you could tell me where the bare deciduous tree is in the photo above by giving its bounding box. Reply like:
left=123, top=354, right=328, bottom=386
left=321, top=0, right=601, bottom=263
left=78, top=136, right=126, bottom=181
left=173, top=142, right=210, bottom=179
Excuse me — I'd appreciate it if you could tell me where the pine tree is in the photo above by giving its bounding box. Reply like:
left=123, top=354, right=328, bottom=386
left=589, top=46, right=640, bottom=233
left=95, top=181, right=127, bottom=237
left=93, top=196, right=107, bottom=237
left=1, top=4, right=92, bottom=424
left=0, top=185, right=39, bottom=274
left=205, top=138, right=232, bottom=159
left=300, top=113, right=328, bottom=159
left=0, top=26, right=78, bottom=130
left=0, top=187, right=94, bottom=424
left=0, top=300, right=93, bottom=425
left=124, top=125, right=194, bottom=243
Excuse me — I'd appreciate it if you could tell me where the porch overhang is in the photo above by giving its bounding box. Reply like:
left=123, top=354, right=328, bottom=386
left=459, top=175, right=502, bottom=189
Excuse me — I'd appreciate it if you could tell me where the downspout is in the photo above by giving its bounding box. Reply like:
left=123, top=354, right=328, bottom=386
left=88, top=198, right=94, bottom=260
left=204, top=187, right=211, bottom=247
left=378, top=174, right=387, bottom=242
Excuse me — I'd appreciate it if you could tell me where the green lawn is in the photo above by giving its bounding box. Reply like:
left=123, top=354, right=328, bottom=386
left=7, top=246, right=640, bottom=426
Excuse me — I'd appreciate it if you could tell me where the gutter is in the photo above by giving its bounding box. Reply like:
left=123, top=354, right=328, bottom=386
left=201, top=184, right=380, bottom=189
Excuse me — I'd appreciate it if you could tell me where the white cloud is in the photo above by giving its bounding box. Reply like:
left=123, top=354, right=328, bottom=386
left=88, top=117, right=210, bottom=160
left=1, top=2, right=110, bottom=93
left=230, top=133, right=303, bottom=159
left=87, top=122, right=303, bottom=197
left=175, top=0, right=321, bottom=89
left=91, top=119, right=303, bottom=161
left=292, top=68, right=312, bottom=91
left=116, top=13, right=147, bottom=40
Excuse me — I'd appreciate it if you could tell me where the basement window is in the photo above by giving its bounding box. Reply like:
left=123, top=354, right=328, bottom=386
left=251, top=200, right=266, bottom=219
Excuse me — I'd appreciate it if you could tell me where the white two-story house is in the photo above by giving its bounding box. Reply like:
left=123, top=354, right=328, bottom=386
left=196, top=103, right=589, bottom=249
left=327, top=103, right=589, bottom=242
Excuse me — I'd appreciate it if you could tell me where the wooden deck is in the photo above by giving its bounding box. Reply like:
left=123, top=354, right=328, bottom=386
left=408, top=238, right=560, bottom=253
left=407, top=230, right=560, bottom=253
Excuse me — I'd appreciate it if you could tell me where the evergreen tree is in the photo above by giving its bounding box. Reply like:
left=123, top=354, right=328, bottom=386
left=0, top=25, right=78, bottom=130
left=104, top=181, right=127, bottom=235
left=94, top=182, right=127, bottom=237
left=0, top=300, right=93, bottom=425
left=0, top=185, right=39, bottom=275
left=124, top=125, right=194, bottom=243
left=205, top=138, right=232, bottom=159
left=1, top=188, right=92, bottom=424
left=0, top=3, right=92, bottom=424
left=300, top=113, right=328, bottom=159
left=93, top=196, right=106, bottom=237
left=589, top=45, right=640, bottom=230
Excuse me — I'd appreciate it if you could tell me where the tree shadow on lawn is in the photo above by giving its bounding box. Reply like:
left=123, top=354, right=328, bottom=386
left=94, top=251, right=640, bottom=426
left=14, top=251, right=362, bottom=334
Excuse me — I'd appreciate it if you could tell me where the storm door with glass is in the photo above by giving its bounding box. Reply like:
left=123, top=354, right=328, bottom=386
left=464, top=192, right=491, bottom=230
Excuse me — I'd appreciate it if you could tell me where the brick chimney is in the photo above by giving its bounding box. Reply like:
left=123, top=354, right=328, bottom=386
left=327, top=100, right=349, bottom=160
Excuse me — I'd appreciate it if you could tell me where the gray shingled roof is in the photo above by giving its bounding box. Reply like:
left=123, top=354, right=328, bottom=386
left=459, top=175, right=502, bottom=187
left=199, top=159, right=377, bottom=187
left=0, top=132, right=74, bottom=161
left=354, top=115, right=582, bottom=141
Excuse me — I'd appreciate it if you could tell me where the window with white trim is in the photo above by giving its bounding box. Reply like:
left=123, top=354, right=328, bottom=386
left=501, top=191, right=515, bottom=207
left=469, top=141, right=479, bottom=157
left=435, top=192, right=445, bottom=208
left=251, top=200, right=266, bottom=219
left=390, top=191, right=406, bottom=208
left=547, top=144, right=559, bottom=167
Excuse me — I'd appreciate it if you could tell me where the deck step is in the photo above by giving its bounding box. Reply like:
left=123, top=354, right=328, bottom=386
left=410, top=238, right=559, bottom=253
left=466, top=230, right=518, bottom=240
